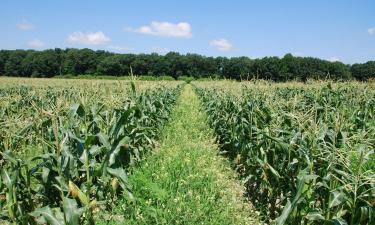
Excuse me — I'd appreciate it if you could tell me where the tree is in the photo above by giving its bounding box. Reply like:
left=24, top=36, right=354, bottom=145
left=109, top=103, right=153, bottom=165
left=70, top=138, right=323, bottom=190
left=351, top=61, right=375, bottom=81
left=164, top=52, right=182, bottom=79
left=0, top=48, right=373, bottom=81
left=0, top=50, right=10, bottom=75
left=4, top=50, right=29, bottom=76
left=63, top=48, right=98, bottom=75
left=97, top=55, right=123, bottom=75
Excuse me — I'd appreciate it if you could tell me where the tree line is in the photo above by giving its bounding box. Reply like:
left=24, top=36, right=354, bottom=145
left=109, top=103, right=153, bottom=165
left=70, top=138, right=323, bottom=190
left=0, top=48, right=373, bottom=81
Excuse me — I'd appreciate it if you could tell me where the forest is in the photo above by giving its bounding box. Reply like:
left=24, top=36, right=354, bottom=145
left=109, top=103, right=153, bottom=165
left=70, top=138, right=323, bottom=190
left=0, top=48, right=374, bottom=81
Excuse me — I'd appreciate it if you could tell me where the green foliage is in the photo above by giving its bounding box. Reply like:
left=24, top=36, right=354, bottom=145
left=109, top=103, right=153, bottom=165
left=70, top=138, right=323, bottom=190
left=177, top=76, right=194, bottom=83
left=351, top=61, right=375, bottom=81
left=1, top=49, right=374, bottom=81
left=99, top=85, right=260, bottom=224
left=195, top=82, right=375, bottom=225
left=0, top=81, right=182, bottom=224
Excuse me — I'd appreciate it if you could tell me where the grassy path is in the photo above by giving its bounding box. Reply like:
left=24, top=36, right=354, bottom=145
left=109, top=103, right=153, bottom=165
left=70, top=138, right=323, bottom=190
left=102, top=85, right=260, bottom=224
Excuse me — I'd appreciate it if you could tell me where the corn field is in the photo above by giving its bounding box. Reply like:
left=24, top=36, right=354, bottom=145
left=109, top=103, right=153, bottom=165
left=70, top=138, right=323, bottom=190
left=194, top=81, right=375, bottom=224
left=0, top=78, right=183, bottom=224
left=1, top=77, right=374, bottom=225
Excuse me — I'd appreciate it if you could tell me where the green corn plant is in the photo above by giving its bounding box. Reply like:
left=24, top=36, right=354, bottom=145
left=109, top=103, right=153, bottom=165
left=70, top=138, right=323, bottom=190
left=0, top=151, right=35, bottom=224
left=0, top=80, right=182, bottom=224
left=194, top=81, right=375, bottom=225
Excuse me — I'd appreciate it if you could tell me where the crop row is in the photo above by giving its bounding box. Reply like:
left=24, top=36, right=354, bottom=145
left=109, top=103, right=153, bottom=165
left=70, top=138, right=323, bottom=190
left=0, top=81, right=182, bottom=224
left=195, top=82, right=375, bottom=224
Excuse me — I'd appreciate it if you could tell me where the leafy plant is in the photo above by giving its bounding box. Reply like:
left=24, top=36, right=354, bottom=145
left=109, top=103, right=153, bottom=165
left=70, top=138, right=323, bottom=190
left=0, top=80, right=182, bottom=224
left=194, top=81, right=375, bottom=224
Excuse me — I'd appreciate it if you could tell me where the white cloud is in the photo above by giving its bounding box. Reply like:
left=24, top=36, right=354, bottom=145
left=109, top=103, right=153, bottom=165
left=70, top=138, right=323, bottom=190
left=209, top=39, right=233, bottom=51
left=328, top=57, right=341, bottom=62
left=17, top=20, right=34, bottom=30
left=28, top=39, right=43, bottom=49
left=67, top=31, right=111, bottom=45
left=127, top=21, right=192, bottom=38
left=368, top=27, right=375, bottom=35
left=150, top=47, right=170, bottom=55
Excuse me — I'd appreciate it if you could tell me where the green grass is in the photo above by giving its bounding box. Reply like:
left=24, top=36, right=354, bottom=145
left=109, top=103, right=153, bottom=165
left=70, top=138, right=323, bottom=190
left=98, top=85, right=261, bottom=224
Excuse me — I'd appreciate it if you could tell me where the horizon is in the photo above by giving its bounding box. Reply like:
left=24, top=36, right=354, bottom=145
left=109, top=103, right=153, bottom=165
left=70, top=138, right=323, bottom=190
left=1, top=0, right=375, bottom=64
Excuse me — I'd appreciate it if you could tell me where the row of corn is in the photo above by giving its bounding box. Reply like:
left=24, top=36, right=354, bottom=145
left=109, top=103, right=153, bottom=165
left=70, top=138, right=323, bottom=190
left=195, top=82, right=374, bottom=225
left=0, top=81, right=182, bottom=224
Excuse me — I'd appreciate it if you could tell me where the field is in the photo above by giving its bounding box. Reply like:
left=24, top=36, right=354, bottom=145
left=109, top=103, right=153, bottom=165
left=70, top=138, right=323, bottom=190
left=194, top=80, right=375, bottom=224
left=0, top=77, right=183, bottom=224
left=0, top=77, right=374, bottom=224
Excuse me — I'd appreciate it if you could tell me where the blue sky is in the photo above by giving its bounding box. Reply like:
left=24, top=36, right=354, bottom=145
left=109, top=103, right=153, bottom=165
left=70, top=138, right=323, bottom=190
left=1, top=0, right=374, bottom=64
